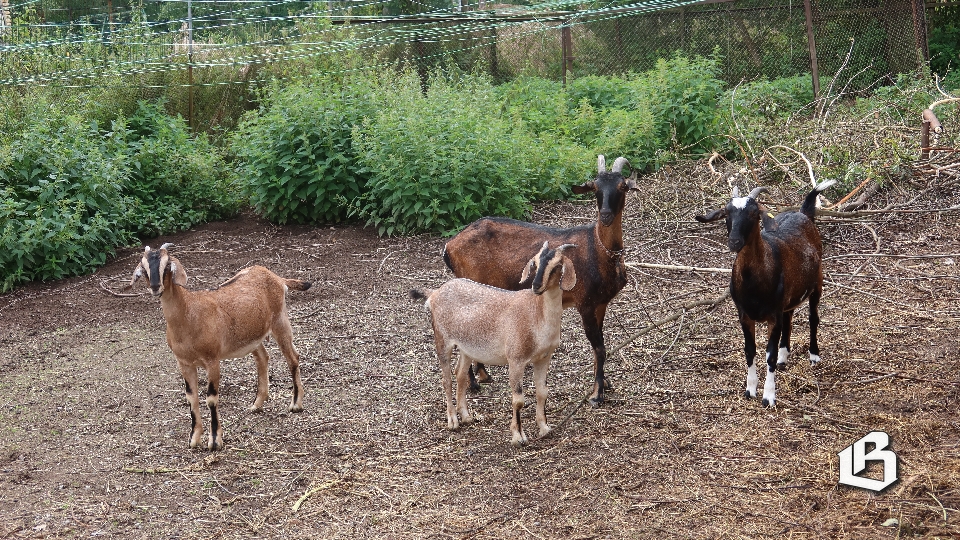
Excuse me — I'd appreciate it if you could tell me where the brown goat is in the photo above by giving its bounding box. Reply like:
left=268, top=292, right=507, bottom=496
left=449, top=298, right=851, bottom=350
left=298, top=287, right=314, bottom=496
left=695, top=180, right=834, bottom=406
left=442, top=155, right=637, bottom=406
left=125, top=244, right=310, bottom=450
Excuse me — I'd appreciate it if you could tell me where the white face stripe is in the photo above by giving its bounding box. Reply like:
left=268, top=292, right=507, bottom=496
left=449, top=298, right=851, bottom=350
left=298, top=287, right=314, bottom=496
left=731, top=197, right=750, bottom=209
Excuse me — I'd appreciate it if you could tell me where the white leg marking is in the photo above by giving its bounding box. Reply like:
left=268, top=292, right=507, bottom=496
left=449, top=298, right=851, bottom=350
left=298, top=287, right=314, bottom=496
left=809, top=353, right=821, bottom=365
left=746, top=364, right=758, bottom=397
left=762, top=369, right=776, bottom=406
left=777, top=347, right=789, bottom=366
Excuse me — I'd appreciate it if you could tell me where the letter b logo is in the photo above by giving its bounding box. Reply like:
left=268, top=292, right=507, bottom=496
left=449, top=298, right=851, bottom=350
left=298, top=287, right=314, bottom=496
left=838, top=431, right=898, bottom=492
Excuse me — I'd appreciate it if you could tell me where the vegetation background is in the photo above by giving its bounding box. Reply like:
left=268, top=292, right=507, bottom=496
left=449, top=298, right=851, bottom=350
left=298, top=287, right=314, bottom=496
left=0, top=0, right=958, bottom=291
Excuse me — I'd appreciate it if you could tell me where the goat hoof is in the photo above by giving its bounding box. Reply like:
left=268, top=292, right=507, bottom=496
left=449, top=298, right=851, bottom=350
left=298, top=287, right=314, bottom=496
left=761, top=398, right=775, bottom=408
left=289, top=404, right=303, bottom=413
left=511, top=433, right=528, bottom=447
left=588, top=396, right=604, bottom=408
left=248, top=404, right=263, bottom=413
left=468, top=381, right=482, bottom=394
left=208, top=439, right=223, bottom=451
left=809, top=354, right=821, bottom=365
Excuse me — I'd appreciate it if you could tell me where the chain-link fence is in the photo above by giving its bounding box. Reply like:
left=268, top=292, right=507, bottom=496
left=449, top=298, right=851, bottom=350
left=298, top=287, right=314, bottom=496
left=389, top=0, right=933, bottom=95
left=0, top=0, right=946, bottom=128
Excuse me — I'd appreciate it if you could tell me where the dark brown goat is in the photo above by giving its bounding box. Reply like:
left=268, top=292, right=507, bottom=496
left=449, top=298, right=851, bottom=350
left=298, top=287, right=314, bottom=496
left=442, top=155, right=637, bottom=406
left=695, top=180, right=834, bottom=407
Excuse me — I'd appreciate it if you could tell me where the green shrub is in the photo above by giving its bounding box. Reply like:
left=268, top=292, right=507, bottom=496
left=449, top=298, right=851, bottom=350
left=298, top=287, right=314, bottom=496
left=727, top=75, right=817, bottom=120
left=0, top=113, right=133, bottom=292
left=496, top=77, right=567, bottom=136
left=124, top=100, right=240, bottom=237
left=631, top=54, right=726, bottom=155
left=0, top=101, right=240, bottom=292
left=352, top=73, right=560, bottom=236
left=231, top=78, right=376, bottom=225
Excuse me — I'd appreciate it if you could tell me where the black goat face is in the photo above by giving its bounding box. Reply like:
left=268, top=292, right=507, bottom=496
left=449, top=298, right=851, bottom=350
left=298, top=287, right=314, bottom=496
left=726, top=197, right=762, bottom=253
left=573, top=171, right=637, bottom=227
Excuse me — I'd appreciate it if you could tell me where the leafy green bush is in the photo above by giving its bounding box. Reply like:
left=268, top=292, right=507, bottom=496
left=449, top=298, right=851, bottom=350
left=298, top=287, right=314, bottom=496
left=631, top=55, right=725, bottom=154
left=0, top=113, right=133, bottom=292
left=0, top=101, right=239, bottom=292
left=496, top=77, right=567, bottom=137
left=353, top=73, right=572, bottom=236
left=231, top=79, right=376, bottom=225
left=727, top=75, right=816, bottom=120
left=124, top=100, right=240, bottom=237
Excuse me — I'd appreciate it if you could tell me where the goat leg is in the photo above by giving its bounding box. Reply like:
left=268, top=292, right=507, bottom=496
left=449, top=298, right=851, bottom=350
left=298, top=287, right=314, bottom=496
left=455, top=354, right=476, bottom=425
left=777, top=310, right=794, bottom=367
left=762, top=318, right=782, bottom=408
left=808, top=286, right=823, bottom=365
left=739, top=317, right=759, bottom=399
left=205, top=362, right=224, bottom=451
left=250, top=344, right=270, bottom=412
left=181, top=365, right=204, bottom=449
left=533, top=354, right=552, bottom=438
left=509, top=366, right=528, bottom=447
left=273, top=320, right=305, bottom=412
left=581, top=306, right=609, bottom=406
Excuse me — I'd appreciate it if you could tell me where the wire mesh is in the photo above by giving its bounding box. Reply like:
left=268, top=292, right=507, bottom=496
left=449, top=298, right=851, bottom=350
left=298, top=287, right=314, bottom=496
left=0, top=1, right=939, bottom=104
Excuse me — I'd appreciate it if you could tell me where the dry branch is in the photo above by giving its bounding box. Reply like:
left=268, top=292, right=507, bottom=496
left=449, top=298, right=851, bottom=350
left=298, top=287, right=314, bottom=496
left=292, top=480, right=340, bottom=512
left=626, top=262, right=732, bottom=274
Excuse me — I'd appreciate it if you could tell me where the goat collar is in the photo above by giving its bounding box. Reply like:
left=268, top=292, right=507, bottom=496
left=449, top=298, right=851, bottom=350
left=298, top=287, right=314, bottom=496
left=595, top=225, right=625, bottom=260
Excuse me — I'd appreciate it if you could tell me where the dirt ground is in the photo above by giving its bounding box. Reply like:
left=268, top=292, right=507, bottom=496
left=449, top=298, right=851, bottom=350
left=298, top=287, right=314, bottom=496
left=1, top=160, right=958, bottom=539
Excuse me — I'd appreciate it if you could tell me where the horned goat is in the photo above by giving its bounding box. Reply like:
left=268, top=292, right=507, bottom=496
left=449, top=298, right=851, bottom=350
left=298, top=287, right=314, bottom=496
left=441, top=155, right=637, bottom=406
left=695, top=180, right=835, bottom=407
left=412, top=242, right=577, bottom=447
left=124, top=244, right=310, bottom=450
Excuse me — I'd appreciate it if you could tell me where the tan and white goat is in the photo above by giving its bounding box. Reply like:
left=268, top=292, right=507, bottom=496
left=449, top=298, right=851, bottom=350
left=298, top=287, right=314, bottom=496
left=411, top=242, right=576, bottom=447
left=125, top=243, right=310, bottom=450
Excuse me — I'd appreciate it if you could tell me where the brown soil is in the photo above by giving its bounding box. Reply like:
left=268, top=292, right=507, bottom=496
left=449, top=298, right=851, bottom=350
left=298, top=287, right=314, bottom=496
left=1, top=161, right=958, bottom=539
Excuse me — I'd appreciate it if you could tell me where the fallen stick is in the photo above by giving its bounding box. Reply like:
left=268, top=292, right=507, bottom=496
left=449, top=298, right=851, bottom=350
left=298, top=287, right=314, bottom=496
left=123, top=467, right=179, bottom=474
left=626, top=262, right=731, bottom=274
left=292, top=480, right=340, bottom=512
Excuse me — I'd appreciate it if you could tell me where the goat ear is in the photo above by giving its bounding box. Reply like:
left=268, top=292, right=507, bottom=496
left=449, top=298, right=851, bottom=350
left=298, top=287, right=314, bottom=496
left=123, top=265, right=144, bottom=292
left=695, top=208, right=726, bottom=223
left=760, top=209, right=779, bottom=232
left=169, top=256, right=188, bottom=287
left=519, top=257, right=536, bottom=285
left=572, top=181, right=597, bottom=195
left=559, top=257, right=577, bottom=291
left=622, top=171, right=639, bottom=191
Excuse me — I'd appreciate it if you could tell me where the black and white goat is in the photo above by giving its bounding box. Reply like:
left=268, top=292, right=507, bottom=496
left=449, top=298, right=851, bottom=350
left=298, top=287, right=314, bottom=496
left=442, top=155, right=637, bottom=406
left=412, top=242, right=577, bottom=446
left=695, top=180, right=834, bottom=407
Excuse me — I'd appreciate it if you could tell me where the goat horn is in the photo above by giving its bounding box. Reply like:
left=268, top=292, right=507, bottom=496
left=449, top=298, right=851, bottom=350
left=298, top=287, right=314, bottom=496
left=556, top=243, right=577, bottom=252
left=159, top=242, right=174, bottom=251
left=611, top=157, right=630, bottom=174
left=144, top=246, right=151, bottom=253
left=731, top=186, right=740, bottom=198
left=597, top=155, right=606, bottom=174
left=747, top=186, right=769, bottom=199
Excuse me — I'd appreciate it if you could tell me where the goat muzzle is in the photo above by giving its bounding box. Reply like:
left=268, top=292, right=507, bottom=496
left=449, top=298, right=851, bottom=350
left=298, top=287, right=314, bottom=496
left=728, top=237, right=745, bottom=253
left=599, top=211, right=614, bottom=226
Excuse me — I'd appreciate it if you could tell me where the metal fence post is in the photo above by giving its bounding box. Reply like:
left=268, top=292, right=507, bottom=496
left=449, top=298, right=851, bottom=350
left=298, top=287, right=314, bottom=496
left=187, top=0, right=195, bottom=132
left=803, top=0, right=820, bottom=99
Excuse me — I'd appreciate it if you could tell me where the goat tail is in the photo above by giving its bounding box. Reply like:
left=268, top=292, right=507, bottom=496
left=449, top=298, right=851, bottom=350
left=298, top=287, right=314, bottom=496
left=409, top=289, right=429, bottom=301
left=285, top=279, right=312, bottom=292
left=441, top=244, right=456, bottom=273
left=801, top=180, right=837, bottom=220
